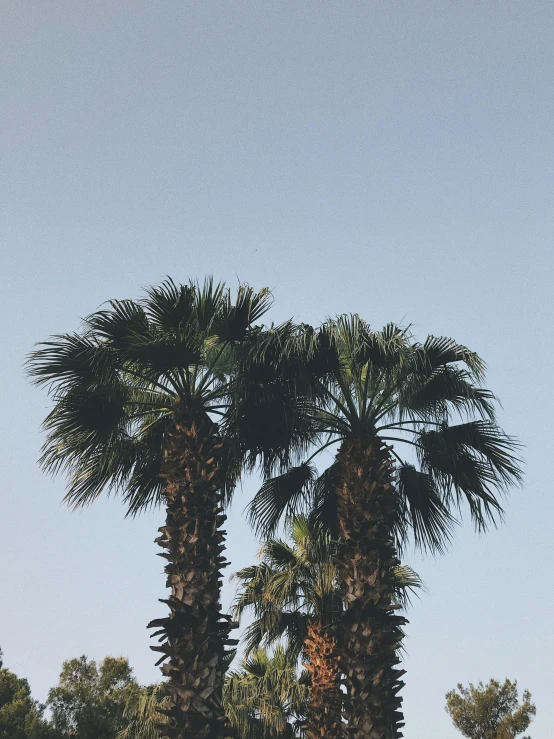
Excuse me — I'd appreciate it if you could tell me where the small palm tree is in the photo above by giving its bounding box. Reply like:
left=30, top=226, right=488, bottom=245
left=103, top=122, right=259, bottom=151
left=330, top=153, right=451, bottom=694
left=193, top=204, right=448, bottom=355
left=224, top=646, right=308, bottom=739
left=233, top=516, right=422, bottom=739
left=233, top=516, right=341, bottom=739
left=247, top=317, right=522, bottom=739
left=117, top=685, right=170, bottom=739
left=28, top=278, right=275, bottom=739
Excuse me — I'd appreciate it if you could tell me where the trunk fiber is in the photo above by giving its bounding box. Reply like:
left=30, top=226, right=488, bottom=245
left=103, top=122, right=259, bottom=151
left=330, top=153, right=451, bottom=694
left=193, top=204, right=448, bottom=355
left=335, top=436, right=406, bottom=739
left=302, top=620, right=343, bottom=739
left=148, top=408, right=237, bottom=739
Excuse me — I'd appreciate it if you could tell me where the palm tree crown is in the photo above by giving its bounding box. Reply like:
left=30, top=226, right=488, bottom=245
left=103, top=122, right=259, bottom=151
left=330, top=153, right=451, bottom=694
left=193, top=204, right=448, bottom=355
left=28, top=278, right=273, bottom=514
left=233, top=516, right=340, bottom=659
left=249, top=316, right=522, bottom=551
left=233, top=516, right=422, bottom=739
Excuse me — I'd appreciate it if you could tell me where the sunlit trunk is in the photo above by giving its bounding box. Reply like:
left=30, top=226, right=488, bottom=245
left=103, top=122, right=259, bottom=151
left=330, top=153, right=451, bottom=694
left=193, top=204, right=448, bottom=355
left=302, top=619, right=343, bottom=739
left=335, top=436, right=406, bottom=739
left=148, top=405, right=237, bottom=739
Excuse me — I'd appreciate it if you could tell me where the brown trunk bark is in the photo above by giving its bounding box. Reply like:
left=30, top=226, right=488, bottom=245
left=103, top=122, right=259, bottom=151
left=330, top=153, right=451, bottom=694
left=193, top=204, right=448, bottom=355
left=335, top=436, right=407, bottom=739
left=302, top=620, right=344, bottom=739
left=148, top=406, right=237, bottom=739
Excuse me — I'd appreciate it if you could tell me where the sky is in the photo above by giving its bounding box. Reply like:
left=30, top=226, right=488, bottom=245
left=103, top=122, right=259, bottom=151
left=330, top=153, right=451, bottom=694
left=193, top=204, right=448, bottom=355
left=1, top=0, right=553, bottom=735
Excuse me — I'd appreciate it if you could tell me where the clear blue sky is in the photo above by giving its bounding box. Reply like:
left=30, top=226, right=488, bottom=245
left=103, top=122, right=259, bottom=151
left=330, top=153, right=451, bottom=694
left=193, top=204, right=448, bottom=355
left=1, top=1, right=552, bottom=736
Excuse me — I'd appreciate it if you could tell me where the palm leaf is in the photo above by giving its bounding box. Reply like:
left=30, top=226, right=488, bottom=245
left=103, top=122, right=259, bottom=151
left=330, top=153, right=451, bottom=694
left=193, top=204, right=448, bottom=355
left=411, top=335, right=487, bottom=381
left=27, top=334, right=116, bottom=390
left=395, top=464, right=457, bottom=554
left=85, top=299, right=150, bottom=349
left=248, top=464, right=317, bottom=537
left=418, top=422, right=522, bottom=529
left=215, top=285, right=273, bottom=343
left=143, top=278, right=198, bottom=332
left=398, top=366, right=497, bottom=422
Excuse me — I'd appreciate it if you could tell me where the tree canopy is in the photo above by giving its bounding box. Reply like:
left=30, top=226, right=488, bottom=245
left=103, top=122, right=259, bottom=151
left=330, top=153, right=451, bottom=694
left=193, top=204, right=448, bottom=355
left=47, top=655, right=139, bottom=739
left=0, top=663, right=58, bottom=739
left=445, top=679, right=536, bottom=739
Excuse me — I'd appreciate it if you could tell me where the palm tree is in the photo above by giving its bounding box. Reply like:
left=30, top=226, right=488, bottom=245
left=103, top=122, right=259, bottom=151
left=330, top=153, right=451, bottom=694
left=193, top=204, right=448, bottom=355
left=233, top=516, right=422, bottom=739
left=247, top=317, right=522, bottom=739
left=28, top=278, right=276, bottom=739
left=224, top=646, right=308, bottom=739
left=233, top=516, right=341, bottom=739
left=118, top=649, right=307, bottom=739
left=117, top=685, right=170, bottom=739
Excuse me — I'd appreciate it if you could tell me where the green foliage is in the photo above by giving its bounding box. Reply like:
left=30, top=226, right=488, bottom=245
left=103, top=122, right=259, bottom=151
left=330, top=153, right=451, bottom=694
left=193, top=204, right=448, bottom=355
left=246, top=318, right=522, bottom=553
left=114, top=649, right=307, bottom=739
left=224, top=646, right=309, bottom=738
left=233, top=515, right=339, bottom=659
left=0, top=665, right=58, bottom=739
left=233, top=515, right=422, bottom=658
left=48, top=655, right=139, bottom=739
left=27, top=277, right=274, bottom=515
left=116, top=685, right=169, bottom=739
left=445, top=679, right=536, bottom=739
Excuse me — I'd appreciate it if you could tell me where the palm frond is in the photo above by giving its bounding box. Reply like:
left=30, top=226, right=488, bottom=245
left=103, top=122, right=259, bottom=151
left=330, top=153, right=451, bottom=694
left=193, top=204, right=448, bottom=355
left=397, top=366, right=497, bottom=423
left=191, top=277, right=227, bottom=333
left=224, top=646, right=308, bottom=739
left=117, top=685, right=169, bottom=739
left=27, top=333, right=116, bottom=390
left=262, top=539, right=299, bottom=570
left=395, top=464, right=458, bottom=554
left=248, top=464, right=317, bottom=538
left=85, top=299, right=150, bottom=349
left=240, top=611, right=308, bottom=658
left=392, top=565, right=425, bottom=609
left=418, top=422, right=522, bottom=530
left=215, top=285, right=273, bottom=343
left=307, top=463, right=341, bottom=539
left=411, top=335, right=487, bottom=381
left=142, top=278, right=198, bottom=332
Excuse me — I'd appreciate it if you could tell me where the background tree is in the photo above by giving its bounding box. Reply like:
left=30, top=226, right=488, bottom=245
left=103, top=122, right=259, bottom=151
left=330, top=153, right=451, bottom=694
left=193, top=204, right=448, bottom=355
left=445, top=679, right=536, bottom=739
left=0, top=661, right=59, bottom=739
left=247, top=318, right=522, bottom=739
left=28, top=278, right=275, bottom=739
left=48, top=655, right=138, bottom=739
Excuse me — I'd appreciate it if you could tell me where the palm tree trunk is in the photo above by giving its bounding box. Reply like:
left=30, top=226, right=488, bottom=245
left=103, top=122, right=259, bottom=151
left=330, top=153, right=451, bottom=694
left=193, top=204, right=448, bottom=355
left=302, top=620, right=343, bottom=739
left=335, top=436, right=406, bottom=739
left=148, top=407, right=237, bottom=739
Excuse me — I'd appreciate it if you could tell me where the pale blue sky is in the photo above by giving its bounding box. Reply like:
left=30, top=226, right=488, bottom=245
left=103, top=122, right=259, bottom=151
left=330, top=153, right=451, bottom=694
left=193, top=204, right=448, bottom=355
left=1, top=1, right=552, bottom=736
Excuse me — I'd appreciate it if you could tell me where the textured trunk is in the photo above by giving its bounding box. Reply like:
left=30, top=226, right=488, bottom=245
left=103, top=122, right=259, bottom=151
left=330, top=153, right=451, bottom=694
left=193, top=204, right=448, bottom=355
left=148, top=406, right=237, bottom=739
left=335, top=436, right=406, bottom=739
left=302, top=620, right=343, bottom=739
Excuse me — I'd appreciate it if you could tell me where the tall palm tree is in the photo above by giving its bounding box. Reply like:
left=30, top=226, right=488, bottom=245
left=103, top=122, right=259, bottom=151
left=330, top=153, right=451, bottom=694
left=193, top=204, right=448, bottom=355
left=233, top=516, right=422, bottom=739
left=246, top=317, right=522, bottom=739
left=28, top=278, right=277, bottom=739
